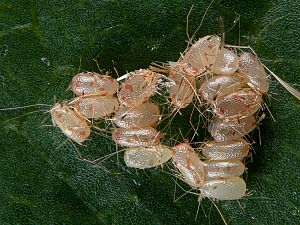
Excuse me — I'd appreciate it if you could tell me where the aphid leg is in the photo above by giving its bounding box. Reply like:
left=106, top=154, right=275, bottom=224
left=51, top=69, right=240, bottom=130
left=69, top=138, right=84, bottom=159
left=207, top=197, right=229, bottom=225
left=189, top=103, right=200, bottom=139
left=171, top=178, right=198, bottom=202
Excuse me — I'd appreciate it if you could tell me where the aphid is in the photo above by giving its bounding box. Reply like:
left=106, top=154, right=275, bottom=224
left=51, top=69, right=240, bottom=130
left=70, top=95, right=119, bottom=119
left=70, top=71, right=119, bottom=96
left=208, top=115, right=257, bottom=142
left=202, top=138, right=249, bottom=161
left=204, top=160, right=245, bottom=180
left=239, top=52, right=269, bottom=93
left=211, top=48, right=239, bottom=75
left=124, top=145, right=172, bottom=169
left=50, top=103, right=91, bottom=143
left=172, top=143, right=205, bottom=188
left=172, top=143, right=247, bottom=201
left=199, top=176, right=246, bottom=200
left=168, top=69, right=196, bottom=109
left=118, top=69, right=161, bottom=108
left=199, top=72, right=246, bottom=102
left=114, top=102, right=160, bottom=128
left=112, top=127, right=160, bottom=147
left=179, top=35, right=221, bottom=75
left=211, top=88, right=263, bottom=119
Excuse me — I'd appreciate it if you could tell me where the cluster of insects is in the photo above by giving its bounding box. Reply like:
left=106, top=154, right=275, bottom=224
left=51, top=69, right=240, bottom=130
left=1, top=14, right=300, bottom=225
left=43, top=32, right=300, bottom=210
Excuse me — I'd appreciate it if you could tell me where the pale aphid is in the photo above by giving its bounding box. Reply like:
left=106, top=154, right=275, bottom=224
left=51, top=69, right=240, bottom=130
left=202, top=139, right=249, bottom=161
left=212, top=88, right=263, bottom=119
left=114, top=102, right=160, bottom=128
left=50, top=103, right=91, bottom=143
left=204, top=160, right=245, bottom=180
left=112, top=127, right=160, bottom=147
left=124, top=145, right=172, bottom=169
left=118, top=69, right=161, bottom=108
left=200, top=176, right=246, bottom=201
left=168, top=69, right=196, bottom=109
left=172, top=143, right=206, bottom=188
left=70, top=72, right=119, bottom=96
left=239, top=52, right=269, bottom=93
left=199, top=72, right=246, bottom=102
left=180, top=35, right=221, bottom=75
left=70, top=95, right=119, bottom=119
left=208, top=115, right=257, bottom=142
left=211, top=48, right=239, bottom=75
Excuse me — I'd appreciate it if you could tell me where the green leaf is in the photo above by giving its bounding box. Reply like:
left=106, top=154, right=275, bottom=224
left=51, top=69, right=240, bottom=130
left=0, top=0, right=299, bottom=224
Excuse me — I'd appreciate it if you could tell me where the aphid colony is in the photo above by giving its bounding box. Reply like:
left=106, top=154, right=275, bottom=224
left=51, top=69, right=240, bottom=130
left=50, top=35, right=297, bottom=202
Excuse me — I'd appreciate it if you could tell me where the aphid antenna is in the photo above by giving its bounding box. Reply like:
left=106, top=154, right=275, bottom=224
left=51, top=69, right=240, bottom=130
left=90, top=148, right=127, bottom=165
left=186, top=0, right=216, bottom=49
left=0, top=103, right=53, bottom=111
left=222, top=12, right=241, bottom=39
left=258, top=15, right=286, bottom=39
left=0, top=102, right=56, bottom=124
left=225, top=44, right=258, bottom=57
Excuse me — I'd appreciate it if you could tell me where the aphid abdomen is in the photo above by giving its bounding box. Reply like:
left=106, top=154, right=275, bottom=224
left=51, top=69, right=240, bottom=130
left=50, top=103, right=91, bottom=143
left=112, top=127, right=160, bottom=147
left=124, top=145, right=172, bottom=169
left=239, top=52, right=269, bottom=93
left=199, top=73, right=246, bottom=102
left=71, top=95, right=119, bottom=119
left=212, top=88, right=263, bottom=119
left=114, top=102, right=160, bottom=128
left=70, top=72, right=119, bottom=96
left=168, top=71, right=196, bottom=109
left=172, top=143, right=206, bottom=188
left=200, top=176, right=246, bottom=200
left=204, top=160, right=245, bottom=180
left=180, top=35, right=221, bottom=73
left=202, top=139, right=249, bottom=161
left=118, top=69, right=160, bottom=108
left=208, top=115, right=257, bottom=142
left=211, top=48, right=239, bottom=75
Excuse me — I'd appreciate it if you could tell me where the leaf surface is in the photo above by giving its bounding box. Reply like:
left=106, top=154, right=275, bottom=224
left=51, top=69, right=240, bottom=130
left=0, top=0, right=299, bottom=224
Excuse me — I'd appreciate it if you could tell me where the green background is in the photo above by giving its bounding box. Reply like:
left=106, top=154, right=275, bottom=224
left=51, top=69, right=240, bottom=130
left=0, top=0, right=299, bottom=224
